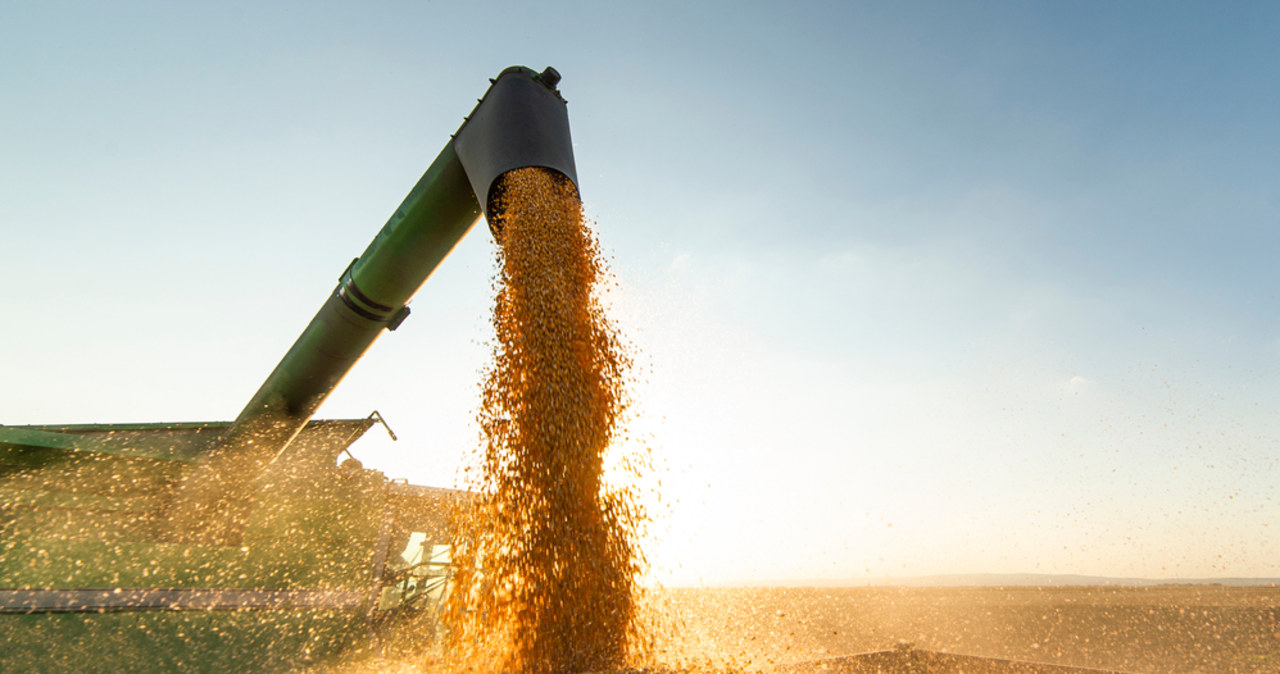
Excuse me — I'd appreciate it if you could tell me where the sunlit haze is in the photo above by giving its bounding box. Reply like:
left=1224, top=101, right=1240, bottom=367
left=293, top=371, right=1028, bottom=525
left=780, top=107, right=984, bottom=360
left=3, top=1, right=1277, bottom=587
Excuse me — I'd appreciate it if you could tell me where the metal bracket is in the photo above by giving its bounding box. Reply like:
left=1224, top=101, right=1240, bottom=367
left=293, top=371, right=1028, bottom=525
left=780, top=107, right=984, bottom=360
left=368, top=410, right=397, bottom=441
left=386, top=306, right=410, bottom=331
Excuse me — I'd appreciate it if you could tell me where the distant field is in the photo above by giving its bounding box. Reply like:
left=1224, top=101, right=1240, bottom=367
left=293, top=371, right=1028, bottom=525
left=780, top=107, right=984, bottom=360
left=652, top=585, right=1280, bottom=673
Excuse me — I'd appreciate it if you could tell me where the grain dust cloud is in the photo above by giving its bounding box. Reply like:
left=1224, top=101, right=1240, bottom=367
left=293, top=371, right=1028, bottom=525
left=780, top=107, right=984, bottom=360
left=441, top=167, right=651, bottom=672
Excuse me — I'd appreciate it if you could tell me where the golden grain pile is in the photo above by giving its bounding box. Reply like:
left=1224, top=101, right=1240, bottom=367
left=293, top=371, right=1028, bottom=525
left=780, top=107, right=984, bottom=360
left=442, top=167, right=650, bottom=672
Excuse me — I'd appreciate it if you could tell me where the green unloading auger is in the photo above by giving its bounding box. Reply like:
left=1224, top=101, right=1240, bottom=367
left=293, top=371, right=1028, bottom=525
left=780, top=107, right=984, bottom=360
left=174, top=66, right=579, bottom=542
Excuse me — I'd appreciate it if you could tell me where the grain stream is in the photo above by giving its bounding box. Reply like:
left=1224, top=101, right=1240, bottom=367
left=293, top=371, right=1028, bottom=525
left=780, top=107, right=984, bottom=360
left=442, top=167, right=649, bottom=673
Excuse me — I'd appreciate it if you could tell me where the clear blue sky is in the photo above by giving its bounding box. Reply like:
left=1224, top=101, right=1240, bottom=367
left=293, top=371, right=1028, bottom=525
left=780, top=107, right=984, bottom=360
left=3, top=1, right=1277, bottom=584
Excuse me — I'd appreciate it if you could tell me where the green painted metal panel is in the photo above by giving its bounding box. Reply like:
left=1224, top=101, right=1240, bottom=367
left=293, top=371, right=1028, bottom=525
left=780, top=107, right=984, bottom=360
left=2, top=538, right=378, bottom=590
left=0, top=610, right=365, bottom=673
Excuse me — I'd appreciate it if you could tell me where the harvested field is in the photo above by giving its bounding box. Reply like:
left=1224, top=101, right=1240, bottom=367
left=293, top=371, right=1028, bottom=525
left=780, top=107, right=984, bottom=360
left=655, top=585, right=1280, bottom=673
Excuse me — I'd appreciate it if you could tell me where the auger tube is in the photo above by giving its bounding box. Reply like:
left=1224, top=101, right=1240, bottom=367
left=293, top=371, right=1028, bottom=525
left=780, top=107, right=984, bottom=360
left=228, top=65, right=577, bottom=457
left=176, top=66, right=578, bottom=542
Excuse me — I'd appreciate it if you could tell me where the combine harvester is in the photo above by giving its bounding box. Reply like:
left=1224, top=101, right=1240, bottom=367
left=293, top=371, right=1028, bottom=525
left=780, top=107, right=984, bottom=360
left=0, top=65, right=578, bottom=671
left=2, top=66, right=1123, bottom=673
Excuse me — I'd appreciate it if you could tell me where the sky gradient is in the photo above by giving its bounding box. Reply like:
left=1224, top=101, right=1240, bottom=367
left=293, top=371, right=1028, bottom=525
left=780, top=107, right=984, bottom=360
left=3, top=1, right=1278, bottom=585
